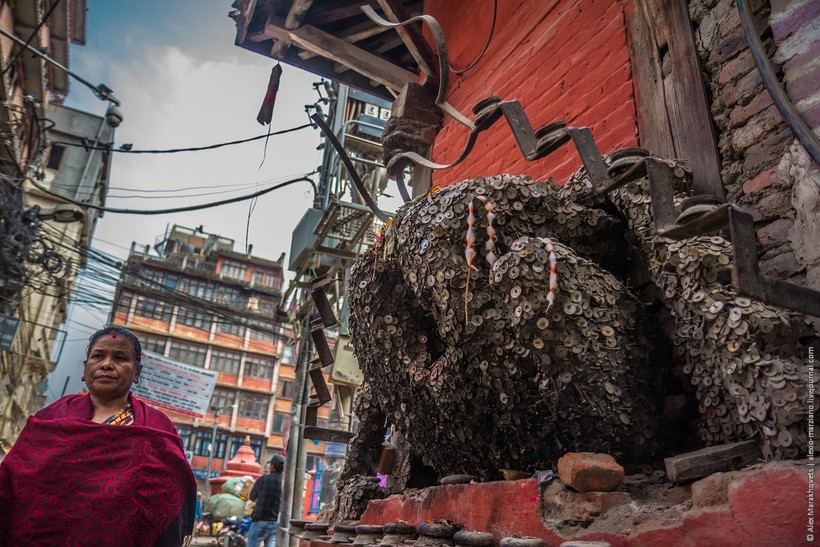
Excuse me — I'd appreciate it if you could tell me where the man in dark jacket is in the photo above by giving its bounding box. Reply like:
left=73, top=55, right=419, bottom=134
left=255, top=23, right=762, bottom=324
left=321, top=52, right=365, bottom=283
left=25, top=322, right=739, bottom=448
left=247, top=454, right=285, bottom=547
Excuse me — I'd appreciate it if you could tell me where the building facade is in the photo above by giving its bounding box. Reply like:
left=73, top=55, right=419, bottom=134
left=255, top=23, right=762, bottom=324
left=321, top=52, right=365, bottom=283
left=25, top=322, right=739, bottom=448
left=110, top=225, right=330, bottom=493
left=0, top=0, right=116, bottom=450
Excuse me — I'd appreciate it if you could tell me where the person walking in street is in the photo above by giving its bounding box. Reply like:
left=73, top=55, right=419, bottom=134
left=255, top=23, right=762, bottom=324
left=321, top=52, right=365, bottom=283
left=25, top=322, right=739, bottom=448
left=247, top=454, right=285, bottom=547
left=0, top=326, right=196, bottom=546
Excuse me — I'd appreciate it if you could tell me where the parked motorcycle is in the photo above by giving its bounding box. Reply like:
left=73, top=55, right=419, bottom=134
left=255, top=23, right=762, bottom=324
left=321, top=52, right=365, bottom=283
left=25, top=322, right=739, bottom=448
left=218, top=516, right=251, bottom=547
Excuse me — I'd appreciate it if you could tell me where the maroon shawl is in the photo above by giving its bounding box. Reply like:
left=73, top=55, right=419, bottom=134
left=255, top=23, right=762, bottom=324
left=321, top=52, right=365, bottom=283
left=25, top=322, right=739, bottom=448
left=0, top=394, right=196, bottom=546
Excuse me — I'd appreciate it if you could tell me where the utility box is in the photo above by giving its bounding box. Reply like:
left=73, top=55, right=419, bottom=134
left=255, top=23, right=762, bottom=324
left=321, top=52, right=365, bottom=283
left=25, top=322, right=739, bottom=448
left=289, top=208, right=324, bottom=272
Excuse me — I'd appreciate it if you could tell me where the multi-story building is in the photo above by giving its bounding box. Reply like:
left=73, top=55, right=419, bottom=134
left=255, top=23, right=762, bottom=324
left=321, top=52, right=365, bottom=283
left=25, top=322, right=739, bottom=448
left=0, top=0, right=117, bottom=450
left=110, top=225, right=330, bottom=493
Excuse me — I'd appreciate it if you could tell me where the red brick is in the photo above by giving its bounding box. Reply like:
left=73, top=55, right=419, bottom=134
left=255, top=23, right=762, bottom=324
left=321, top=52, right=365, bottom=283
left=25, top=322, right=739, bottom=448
left=719, top=50, right=755, bottom=85
left=786, top=65, right=820, bottom=103
left=729, top=91, right=774, bottom=127
left=723, top=70, right=763, bottom=107
left=557, top=452, right=625, bottom=493
left=731, top=105, right=786, bottom=152
left=757, top=218, right=794, bottom=248
left=741, top=127, right=793, bottom=175
left=742, top=166, right=779, bottom=193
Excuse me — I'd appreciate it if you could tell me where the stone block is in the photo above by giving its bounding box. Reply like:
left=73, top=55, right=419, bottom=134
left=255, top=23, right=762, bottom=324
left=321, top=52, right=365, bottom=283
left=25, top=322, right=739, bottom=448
left=691, top=470, right=742, bottom=507
left=718, top=50, right=754, bottom=85
left=655, top=485, right=692, bottom=506
left=723, top=69, right=763, bottom=107
left=742, top=166, right=779, bottom=193
left=757, top=218, right=794, bottom=248
left=664, top=441, right=760, bottom=482
left=760, top=251, right=804, bottom=278
left=541, top=481, right=630, bottom=525
left=557, top=452, right=625, bottom=493
left=751, top=190, right=792, bottom=222
left=729, top=90, right=774, bottom=127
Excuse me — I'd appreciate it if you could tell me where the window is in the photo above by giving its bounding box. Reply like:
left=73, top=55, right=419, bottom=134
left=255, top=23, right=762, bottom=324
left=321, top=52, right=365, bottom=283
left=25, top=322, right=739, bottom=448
left=271, top=411, right=288, bottom=434
left=251, top=268, right=280, bottom=291
left=216, top=318, right=245, bottom=337
left=248, top=318, right=275, bottom=343
left=46, top=144, right=65, bottom=170
left=177, top=426, right=192, bottom=450
left=177, top=306, right=212, bottom=331
left=136, top=332, right=167, bottom=355
left=179, top=277, right=214, bottom=300
left=116, top=291, right=133, bottom=315
left=281, top=345, right=294, bottom=365
left=238, top=392, right=269, bottom=421
left=277, top=379, right=295, bottom=399
left=193, top=430, right=211, bottom=457
left=210, top=387, right=235, bottom=411
left=306, top=455, right=323, bottom=472
left=221, top=259, right=247, bottom=281
left=210, top=349, right=241, bottom=374
left=244, top=355, right=275, bottom=380
left=169, top=340, right=207, bottom=367
left=140, top=267, right=165, bottom=285
left=193, top=430, right=228, bottom=458
left=134, top=296, right=172, bottom=322
left=230, top=436, right=263, bottom=461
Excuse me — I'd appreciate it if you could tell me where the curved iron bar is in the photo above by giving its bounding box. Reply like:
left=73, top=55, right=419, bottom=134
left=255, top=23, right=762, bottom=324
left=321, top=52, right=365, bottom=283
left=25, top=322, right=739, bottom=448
left=361, top=5, right=475, bottom=130
left=312, top=113, right=391, bottom=223
left=736, top=0, right=820, bottom=164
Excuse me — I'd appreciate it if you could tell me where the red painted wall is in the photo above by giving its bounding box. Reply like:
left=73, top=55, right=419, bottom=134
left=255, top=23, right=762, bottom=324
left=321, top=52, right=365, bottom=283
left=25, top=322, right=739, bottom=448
left=425, top=0, right=638, bottom=185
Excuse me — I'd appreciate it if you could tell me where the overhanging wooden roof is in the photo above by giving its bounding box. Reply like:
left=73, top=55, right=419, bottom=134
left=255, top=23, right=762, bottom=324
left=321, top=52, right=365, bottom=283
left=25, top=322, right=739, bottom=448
left=232, top=0, right=433, bottom=100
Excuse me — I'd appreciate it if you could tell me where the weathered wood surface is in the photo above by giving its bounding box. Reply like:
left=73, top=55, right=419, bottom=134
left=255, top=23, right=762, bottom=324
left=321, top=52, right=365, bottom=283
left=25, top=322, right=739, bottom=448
left=664, top=440, right=761, bottom=482
left=624, top=0, right=723, bottom=198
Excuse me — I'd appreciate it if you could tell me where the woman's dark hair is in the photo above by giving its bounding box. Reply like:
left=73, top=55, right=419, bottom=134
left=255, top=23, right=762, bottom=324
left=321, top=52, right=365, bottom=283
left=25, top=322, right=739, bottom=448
left=86, top=326, right=143, bottom=367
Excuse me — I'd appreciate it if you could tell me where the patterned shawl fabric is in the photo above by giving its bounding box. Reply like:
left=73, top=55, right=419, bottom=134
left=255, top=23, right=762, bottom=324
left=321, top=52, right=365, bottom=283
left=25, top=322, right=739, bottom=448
left=0, top=393, right=196, bottom=546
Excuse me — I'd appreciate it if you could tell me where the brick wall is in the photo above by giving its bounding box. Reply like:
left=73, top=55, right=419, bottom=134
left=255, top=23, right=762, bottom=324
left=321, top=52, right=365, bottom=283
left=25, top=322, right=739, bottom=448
left=689, top=0, right=820, bottom=294
left=425, top=0, right=639, bottom=185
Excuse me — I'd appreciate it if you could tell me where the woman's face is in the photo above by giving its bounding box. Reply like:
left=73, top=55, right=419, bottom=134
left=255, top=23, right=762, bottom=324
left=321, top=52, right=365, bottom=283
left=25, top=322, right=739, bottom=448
left=83, top=334, right=140, bottom=401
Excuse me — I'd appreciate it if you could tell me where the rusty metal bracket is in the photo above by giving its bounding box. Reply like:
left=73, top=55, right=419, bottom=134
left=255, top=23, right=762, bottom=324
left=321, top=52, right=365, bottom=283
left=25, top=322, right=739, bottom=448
left=728, top=207, right=820, bottom=317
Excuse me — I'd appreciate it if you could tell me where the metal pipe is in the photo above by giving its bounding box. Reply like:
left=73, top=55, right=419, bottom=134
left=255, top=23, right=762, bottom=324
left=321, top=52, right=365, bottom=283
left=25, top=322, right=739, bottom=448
left=735, top=0, right=820, bottom=165
left=277, top=314, right=313, bottom=547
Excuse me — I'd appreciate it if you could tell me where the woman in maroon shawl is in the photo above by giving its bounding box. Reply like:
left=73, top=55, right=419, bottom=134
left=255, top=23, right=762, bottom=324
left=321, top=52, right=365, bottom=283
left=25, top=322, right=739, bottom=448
left=0, top=326, right=196, bottom=546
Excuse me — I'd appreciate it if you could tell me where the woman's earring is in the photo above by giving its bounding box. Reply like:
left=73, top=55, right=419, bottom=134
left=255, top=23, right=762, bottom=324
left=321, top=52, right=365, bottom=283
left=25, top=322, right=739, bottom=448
left=133, top=377, right=140, bottom=385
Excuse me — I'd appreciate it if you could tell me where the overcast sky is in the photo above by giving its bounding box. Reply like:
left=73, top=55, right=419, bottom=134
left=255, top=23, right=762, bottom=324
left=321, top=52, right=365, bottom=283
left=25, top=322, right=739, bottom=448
left=47, top=0, right=330, bottom=400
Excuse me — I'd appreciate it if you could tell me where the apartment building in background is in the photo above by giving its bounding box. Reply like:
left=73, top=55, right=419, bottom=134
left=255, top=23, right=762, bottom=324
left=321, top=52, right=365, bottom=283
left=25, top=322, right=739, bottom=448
left=110, top=225, right=330, bottom=493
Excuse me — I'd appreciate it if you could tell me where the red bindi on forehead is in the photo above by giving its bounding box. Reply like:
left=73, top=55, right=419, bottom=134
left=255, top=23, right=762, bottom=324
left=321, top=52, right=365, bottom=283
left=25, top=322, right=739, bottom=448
left=111, top=333, right=118, bottom=338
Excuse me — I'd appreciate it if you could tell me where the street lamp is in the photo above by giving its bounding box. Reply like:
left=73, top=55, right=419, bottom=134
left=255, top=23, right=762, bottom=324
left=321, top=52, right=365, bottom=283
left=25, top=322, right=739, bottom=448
left=205, top=404, right=237, bottom=487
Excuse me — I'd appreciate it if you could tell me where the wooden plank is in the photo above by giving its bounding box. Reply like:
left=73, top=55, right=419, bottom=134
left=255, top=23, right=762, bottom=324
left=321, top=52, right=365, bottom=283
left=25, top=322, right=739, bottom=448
left=309, top=2, right=377, bottom=25
left=662, top=0, right=724, bottom=198
left=303, top=426, right=354, bottom=443
left=299, top=20, right=391, bottom=61
left=624, top=0, right=723, bottom=198
left=624, top=0, right=676, bottom=159
left=268, top=0, right=314, bottom=59
left=375, top=0, right=436, bottom=77
left=235, top=0, right=259, bottom=44
left=282, top=21, right=418, bottom=90
left=664, top=440, right=760, bottom=482
left=285, top=0, right=314, bottom=29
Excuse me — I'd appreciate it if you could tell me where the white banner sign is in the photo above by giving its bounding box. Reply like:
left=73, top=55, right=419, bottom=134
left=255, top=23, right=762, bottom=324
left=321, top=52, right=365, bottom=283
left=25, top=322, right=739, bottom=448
left=132, top=351, right=218, bottom=418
